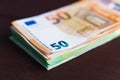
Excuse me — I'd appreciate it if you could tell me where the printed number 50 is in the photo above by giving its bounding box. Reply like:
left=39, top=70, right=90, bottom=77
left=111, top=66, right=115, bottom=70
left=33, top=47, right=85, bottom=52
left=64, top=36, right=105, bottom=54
left=50, top=41, right=69, bottom=50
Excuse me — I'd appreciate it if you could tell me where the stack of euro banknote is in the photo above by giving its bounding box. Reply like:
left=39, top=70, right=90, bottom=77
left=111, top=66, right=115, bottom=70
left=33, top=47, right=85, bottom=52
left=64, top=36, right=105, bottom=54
left=10, top=0, right=120, bottom=70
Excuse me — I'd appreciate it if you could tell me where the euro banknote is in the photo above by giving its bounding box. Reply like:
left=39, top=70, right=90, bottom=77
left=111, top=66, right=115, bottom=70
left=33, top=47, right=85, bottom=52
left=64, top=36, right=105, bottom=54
left=11, top=0, right=120, bottom=60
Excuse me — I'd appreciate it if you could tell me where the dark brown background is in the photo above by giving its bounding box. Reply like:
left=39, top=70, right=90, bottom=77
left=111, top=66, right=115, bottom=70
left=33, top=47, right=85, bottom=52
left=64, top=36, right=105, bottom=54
left=0, top=0, right=120, bottom=80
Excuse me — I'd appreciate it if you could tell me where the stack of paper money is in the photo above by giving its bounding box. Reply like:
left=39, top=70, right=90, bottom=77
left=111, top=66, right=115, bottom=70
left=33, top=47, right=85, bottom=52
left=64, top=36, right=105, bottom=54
left=10, top=0, right=120, bottom=70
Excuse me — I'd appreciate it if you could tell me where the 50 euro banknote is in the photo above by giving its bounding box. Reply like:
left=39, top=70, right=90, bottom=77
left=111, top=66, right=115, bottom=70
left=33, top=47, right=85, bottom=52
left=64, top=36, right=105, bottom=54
left=11, top=0, right=120, bottom=59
